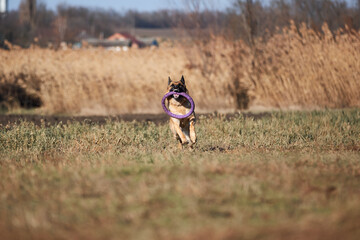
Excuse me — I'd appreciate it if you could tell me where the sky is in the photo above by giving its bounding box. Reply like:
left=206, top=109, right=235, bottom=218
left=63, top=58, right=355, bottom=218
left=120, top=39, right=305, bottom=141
left=8, top=0, right=237, bottom=12
left=7, top=0, right=357, bottom=12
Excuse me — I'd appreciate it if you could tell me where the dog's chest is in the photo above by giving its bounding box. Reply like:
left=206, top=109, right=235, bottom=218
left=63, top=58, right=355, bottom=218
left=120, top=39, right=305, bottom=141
left=168, top=99, right=191, bottom=115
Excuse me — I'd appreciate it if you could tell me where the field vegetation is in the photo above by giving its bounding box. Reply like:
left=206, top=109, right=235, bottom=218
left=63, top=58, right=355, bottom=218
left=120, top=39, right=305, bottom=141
left=1, top=23, right=360, bottom=114
left=1, top=1, right=360, bottom=239
left=0, top=109, right=359, bottom=239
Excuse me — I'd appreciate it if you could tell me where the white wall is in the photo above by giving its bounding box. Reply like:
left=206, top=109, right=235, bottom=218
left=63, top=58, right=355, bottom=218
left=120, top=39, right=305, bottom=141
left=0, top=0, right=7, bottom=13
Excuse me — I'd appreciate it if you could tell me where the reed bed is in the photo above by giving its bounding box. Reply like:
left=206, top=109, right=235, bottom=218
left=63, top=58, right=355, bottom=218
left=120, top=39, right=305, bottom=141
left=246, top=22, right=360, bottom=109
left=0, top=23, right=359, bottom=115
left=0, top=47, right=232, bottom=114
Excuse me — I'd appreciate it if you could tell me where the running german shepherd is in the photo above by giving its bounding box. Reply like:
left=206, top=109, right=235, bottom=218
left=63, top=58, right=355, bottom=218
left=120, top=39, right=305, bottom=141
left=166, top=76, right=196, bottom=148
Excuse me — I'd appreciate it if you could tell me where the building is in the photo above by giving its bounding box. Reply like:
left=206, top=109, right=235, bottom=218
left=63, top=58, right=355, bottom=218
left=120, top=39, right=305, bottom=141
left=138, top=37, right=159, bottom=47
left=0, top=0, right=8, bottom=14
left=74, top=31, right=158, bottom=50
left=85, top=38, right=131, bottom=48
left=107, top=33, right=145, bottom=48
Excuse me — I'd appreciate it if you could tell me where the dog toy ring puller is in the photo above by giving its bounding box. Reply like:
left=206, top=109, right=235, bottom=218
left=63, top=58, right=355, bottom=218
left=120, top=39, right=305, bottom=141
left=161, top=92, right=195, bottom=119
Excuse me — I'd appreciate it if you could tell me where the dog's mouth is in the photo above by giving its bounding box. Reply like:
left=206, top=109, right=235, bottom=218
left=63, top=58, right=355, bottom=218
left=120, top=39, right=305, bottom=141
left=170, top=88, right=182, bottom=99
left=169, top=84, right=187, bottom=100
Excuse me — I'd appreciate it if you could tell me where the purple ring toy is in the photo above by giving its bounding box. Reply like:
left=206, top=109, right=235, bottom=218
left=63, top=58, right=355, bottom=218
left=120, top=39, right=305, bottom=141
left=161, top=92, right=195, bottom=119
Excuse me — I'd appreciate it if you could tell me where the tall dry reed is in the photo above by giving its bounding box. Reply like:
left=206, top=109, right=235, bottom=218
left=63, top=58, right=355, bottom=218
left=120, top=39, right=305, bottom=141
left=0, top=22, right=359, bottom=115
left=0, top=46, right=234, bottom=114
left=235, top=22, right=360, bottom=109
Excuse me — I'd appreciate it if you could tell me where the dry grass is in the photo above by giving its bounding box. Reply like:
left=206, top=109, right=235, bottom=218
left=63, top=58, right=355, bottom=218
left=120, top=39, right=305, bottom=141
left=0, top=109, right=359, bottom=239
left=0, top=47, right=232, bottom=115
left=0, top=23, right=359, bottom=114
left=246, top=22, right=360, bottom=109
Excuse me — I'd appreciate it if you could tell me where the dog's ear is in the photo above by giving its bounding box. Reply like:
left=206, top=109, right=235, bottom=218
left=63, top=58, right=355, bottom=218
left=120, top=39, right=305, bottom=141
left=168, top=77, right=172, bottom=85
left=180, top=75, right=185, bottom=85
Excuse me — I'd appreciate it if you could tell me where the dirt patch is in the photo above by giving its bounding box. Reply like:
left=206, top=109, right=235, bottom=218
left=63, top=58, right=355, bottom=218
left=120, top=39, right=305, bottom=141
left=0, top=112, right=271, bottom=127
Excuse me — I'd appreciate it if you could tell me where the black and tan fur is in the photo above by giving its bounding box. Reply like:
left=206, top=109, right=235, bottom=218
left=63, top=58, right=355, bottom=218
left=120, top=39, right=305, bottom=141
left=166, top=76, right=196, bottom=148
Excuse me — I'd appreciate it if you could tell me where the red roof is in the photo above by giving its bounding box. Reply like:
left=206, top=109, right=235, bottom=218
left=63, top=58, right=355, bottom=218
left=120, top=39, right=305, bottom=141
left=107, top=32, right=144, bottom=47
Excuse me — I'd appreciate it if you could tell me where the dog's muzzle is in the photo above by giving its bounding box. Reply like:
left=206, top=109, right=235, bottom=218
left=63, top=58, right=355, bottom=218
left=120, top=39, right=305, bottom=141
left=171, top=89, right=180, bottom=99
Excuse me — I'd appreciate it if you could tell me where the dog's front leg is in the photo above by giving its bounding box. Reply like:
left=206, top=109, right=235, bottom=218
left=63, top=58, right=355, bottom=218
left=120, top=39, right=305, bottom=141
left=170, top=118, right=188, bottom=145
left=189, top=118, right=196, bottom=144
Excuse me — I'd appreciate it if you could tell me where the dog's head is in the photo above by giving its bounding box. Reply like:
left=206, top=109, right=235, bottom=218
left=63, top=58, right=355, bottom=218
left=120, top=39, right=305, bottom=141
left=167, top=76, right=188, bottom=100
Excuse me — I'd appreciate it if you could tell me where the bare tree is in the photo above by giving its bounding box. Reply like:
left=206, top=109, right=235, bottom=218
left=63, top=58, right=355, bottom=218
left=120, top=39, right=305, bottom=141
left=54, top=16, right=67, bottom=43
left=19, top=0, right=37, bottom=29
left=228, top=0, right=260, bottom=110
left=235, top=0, right=257, bottom=48
left=179, top=0, right=224, bottom=78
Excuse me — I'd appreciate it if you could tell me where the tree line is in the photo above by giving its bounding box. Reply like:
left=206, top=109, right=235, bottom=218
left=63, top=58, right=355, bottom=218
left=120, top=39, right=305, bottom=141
left=0, top=0, right=359, bottom=47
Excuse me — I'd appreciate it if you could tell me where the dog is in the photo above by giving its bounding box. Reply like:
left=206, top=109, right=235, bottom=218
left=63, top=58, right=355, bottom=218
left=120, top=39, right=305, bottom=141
left=166, top=76, right=196, bottom=148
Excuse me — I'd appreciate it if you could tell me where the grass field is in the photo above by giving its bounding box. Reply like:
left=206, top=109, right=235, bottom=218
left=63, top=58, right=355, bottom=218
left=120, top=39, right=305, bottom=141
left=1, top=109, right=359, bottom=239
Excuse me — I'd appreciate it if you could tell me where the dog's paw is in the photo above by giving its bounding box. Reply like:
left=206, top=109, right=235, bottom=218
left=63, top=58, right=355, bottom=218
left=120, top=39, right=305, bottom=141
left=182, top=141, right=189, bottom=146
left=188, top=142, right=196, bottom=150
